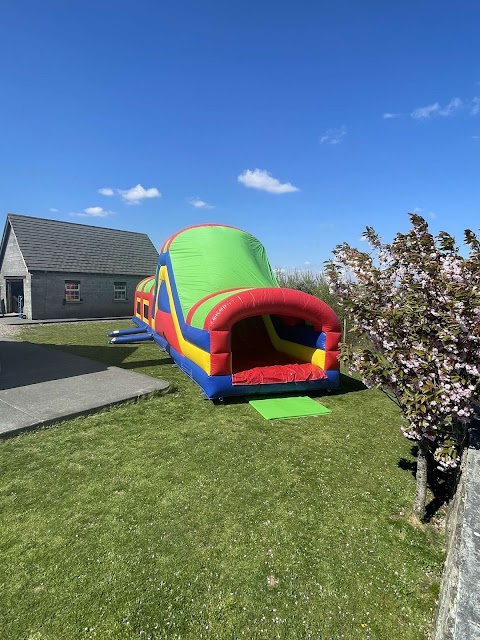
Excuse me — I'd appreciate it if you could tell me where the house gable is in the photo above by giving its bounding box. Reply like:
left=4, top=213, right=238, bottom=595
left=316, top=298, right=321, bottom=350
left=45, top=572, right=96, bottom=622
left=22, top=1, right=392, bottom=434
left=0, top=222, right=27, bottom=278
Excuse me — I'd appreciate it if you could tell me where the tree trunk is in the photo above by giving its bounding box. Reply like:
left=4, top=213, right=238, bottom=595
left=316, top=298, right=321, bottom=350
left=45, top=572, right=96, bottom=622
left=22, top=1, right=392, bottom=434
left=413, top=438, right=429, bottom=520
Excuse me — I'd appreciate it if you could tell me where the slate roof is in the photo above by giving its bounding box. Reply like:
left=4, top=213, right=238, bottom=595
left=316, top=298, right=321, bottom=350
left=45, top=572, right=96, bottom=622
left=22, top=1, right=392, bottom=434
left=3, top=214, right=159, bottom=275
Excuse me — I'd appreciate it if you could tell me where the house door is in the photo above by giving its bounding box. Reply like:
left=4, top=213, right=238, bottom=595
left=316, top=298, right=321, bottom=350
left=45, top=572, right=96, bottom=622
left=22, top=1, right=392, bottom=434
left=6, top=279, right=24, bottom=313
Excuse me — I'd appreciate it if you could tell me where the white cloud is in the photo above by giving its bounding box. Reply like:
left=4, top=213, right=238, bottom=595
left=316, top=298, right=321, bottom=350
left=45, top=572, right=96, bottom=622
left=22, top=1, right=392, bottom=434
left=304, top=261, right=311, bottom=266
left=188, top=197, right=215, bottom=210
left=98, top=184, right=162, bottom=204
left=84, top=206, right=109, bottom=216
left=411, top=102, right=441, bottom=119
left=471, top=97, right=480, bottom=115
left=49, top=208, right=59, bottom=213
left=237, top=169, right=299, bottom=194
left=395, top=95, right=480, bottom=121
left=411, top=97, right=463, bottom=119
left=71, top=206, right=115, bottom=218
left=320, top=125, right=347, bottom=144
left=119, top=184, right=161, bottom=205
left=439, top=97, right=463, bottom=116
left=383, top=113, right=400, bottom=119
left=412, top=207, right=422, bottom=213
left=427, top=211, right=437, bottom=220
left=472, top=135, right=479, bottom=140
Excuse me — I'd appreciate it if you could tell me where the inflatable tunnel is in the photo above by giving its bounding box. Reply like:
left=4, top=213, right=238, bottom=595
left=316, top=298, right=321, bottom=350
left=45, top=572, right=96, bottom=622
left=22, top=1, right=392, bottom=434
left=112, top=224, right=341, bottom=399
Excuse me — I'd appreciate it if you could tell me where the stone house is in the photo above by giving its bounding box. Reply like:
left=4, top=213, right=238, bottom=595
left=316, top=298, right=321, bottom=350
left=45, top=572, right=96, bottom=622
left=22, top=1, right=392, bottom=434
left=0, top=213, right=159, bottom=320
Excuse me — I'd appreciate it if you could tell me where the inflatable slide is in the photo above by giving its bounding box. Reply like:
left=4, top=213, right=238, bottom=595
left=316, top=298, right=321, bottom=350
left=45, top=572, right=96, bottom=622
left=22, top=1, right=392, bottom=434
left=109, top=224, right=341, bottom=398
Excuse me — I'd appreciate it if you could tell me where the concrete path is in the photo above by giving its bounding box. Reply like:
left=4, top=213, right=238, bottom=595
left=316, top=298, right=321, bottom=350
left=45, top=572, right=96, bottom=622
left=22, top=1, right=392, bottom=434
left=0, top=339, right=169, bottom=437
left=0, top=314, right=130, bottom=326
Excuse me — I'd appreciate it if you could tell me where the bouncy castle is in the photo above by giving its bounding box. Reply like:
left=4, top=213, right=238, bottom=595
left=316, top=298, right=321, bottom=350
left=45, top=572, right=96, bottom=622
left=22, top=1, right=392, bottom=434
left=109, top=224, right=341, bottom=399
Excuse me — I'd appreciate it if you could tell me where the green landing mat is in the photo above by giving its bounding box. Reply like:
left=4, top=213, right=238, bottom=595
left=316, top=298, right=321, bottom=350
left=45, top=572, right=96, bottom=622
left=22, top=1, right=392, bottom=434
left=249, top=396, right=332, bottom=420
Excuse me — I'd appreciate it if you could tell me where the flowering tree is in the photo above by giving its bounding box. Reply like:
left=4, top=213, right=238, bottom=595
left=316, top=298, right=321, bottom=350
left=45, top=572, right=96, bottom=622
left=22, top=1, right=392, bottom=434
left=324, top=214, right=480, bottom=519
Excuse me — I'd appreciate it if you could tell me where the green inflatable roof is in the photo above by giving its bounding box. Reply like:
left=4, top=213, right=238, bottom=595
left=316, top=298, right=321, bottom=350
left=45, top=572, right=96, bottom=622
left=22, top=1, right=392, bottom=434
left=167, top=225, right=279, bottom=327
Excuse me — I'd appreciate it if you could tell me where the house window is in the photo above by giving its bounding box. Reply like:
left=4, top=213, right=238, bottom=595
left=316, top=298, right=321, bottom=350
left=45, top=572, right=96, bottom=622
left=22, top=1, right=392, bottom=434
left=65, top=280, right=81, bottom=302
left=114, top=282, right=127, bottom=301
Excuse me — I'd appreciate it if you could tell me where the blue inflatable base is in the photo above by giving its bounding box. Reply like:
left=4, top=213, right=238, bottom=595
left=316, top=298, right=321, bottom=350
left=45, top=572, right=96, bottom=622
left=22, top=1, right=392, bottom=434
left=132, top=316, right=340, bottom=400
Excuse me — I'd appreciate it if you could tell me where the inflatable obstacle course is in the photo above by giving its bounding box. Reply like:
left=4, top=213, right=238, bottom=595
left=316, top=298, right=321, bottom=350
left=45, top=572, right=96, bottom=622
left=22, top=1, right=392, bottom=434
left=109, top=224, right=341, bottom=399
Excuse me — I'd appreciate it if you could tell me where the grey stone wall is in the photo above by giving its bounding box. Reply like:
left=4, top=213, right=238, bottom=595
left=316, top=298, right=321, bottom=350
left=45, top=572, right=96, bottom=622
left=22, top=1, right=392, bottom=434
left=0, top=226, right=29, bottom=316
left=0, top=227, right=27, bottom=277
left=434, top=422, right=480, bottom=639
left=23, top=273, right=32, bottom=319
left=30, top=271, right=150, bottom=319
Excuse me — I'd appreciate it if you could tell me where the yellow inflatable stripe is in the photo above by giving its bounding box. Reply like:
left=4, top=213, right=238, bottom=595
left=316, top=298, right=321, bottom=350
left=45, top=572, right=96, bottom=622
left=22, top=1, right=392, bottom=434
left=164, top=268, right=211, bottom=375
left=154, top=266, right=168, bottom=318
left=263, top=316, right=326, bottom=370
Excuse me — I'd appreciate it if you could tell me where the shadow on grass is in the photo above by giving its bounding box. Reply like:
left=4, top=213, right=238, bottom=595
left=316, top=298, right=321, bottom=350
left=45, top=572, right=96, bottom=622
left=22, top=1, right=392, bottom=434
left=331, top=373, right=367, bottom=394
left=213, top=372, right=367, bottom=406
left=32, top=343, right=174, bottom=369
left=398, top=446, right=458, bottom=521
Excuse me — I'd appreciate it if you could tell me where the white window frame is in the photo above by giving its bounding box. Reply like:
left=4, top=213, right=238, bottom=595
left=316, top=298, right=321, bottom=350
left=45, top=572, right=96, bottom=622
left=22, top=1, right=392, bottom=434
left=65, top=280, right=81, bottom=303
left=114, top=282, right=127, bottom=301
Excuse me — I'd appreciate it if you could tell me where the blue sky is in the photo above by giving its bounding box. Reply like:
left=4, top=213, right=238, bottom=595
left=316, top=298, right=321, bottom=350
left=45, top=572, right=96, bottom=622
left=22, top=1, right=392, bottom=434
left=1, top=1, right=479, bottom=269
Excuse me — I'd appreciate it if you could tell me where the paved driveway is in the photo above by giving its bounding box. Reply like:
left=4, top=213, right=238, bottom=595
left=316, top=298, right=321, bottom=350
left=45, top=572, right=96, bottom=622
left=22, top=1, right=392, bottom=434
left=0, top=338, right=169, bottom=437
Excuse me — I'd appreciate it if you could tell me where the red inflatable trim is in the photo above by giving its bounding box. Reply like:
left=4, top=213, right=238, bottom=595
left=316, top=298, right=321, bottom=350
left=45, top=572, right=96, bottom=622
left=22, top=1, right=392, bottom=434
left=186, top=287, right=250, bottom=325
left=154, top=309, right=181, bottom=354
left=204, top=288, right=341, bottom=333
left=232, top=363, right=327, bottom=385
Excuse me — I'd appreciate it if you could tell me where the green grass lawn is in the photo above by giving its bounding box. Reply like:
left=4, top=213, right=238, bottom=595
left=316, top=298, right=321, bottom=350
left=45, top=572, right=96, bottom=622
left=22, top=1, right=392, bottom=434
left=0, top=321, right=444, bottom=640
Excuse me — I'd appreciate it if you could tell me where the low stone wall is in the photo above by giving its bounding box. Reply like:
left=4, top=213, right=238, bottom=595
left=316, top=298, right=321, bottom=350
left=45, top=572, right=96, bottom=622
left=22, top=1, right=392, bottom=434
left=434, top=422, right=480, bottom=639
